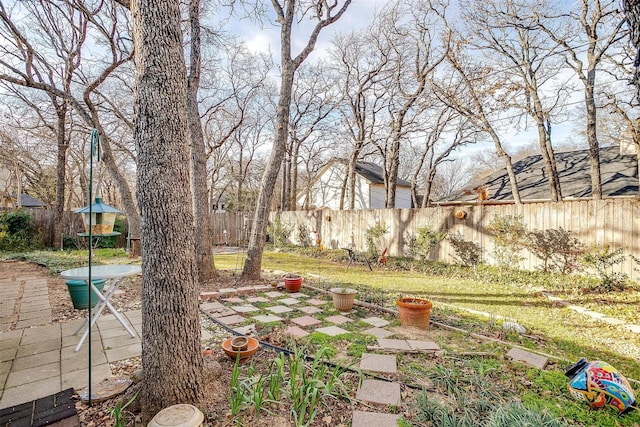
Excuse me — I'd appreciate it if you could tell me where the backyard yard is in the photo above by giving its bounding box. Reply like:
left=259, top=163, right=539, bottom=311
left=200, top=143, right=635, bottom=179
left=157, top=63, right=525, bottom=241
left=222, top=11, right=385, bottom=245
left=3, top=248, right=640, bottom=426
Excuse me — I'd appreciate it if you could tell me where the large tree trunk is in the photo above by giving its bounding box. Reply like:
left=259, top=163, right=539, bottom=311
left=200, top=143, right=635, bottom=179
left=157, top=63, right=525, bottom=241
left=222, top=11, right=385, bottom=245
left=131, top=0, right=204, bottom=422
left=187, top=0, right=216, bottom=282
left=584, top=75, right=602, bottom=199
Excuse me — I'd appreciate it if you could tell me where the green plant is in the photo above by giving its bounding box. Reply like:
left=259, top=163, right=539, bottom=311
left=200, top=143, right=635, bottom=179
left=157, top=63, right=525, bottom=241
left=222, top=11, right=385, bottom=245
left=527, top=228, right=584, bottom=274
left=488, top=215, right=527, bottom=269
left=579, top=245, right=628, bottom=291
left=448, top=232, right=482, bottom=267
left=365, top=222, right=387, bottom=259
left=297, top=223, right=309, bottom=247
left=407, top=225, right=447, bottom=261
left=0, top=209, right=38, bottom=251
left=486, top=402, right=567, bottom=427
left=110, top=391, right=139, bottom=427
left=267, top=215, right=292, bottom=247
left=229, top=354, right=248, bottom=417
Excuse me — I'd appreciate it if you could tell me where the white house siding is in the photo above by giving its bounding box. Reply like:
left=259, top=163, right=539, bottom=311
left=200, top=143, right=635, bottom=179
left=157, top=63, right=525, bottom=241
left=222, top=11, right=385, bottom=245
left=396, top=187, right=412, bottom=208
left=370, top=185, right=412, bottom=209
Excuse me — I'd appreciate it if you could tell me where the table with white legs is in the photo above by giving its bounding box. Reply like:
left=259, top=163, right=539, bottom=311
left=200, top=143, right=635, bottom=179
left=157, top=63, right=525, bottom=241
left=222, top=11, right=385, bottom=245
left=61, top=264, right=141, bottom=352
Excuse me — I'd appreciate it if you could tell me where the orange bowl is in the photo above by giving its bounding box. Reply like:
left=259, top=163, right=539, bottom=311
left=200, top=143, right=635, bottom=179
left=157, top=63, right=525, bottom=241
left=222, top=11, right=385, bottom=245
left=221, top=337, right=260, bottom=361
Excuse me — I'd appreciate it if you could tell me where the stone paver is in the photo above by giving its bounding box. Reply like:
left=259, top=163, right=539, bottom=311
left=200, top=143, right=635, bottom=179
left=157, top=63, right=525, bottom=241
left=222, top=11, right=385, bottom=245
left=216, top=314, right=247, bottom=326
left=359, top=353, right=397, bottom=375
left=377, top=338, right=411, bottom=351
left=208, top=308, right=237, bottom=318
left=315, top=326, right=349, bottom=336
left=200, top=301, right=225, bottom=311
left=233, top=324, right=256, bottom=336
left=278, top=298, right=300, bottom=306
left=296, top=306, right=323, bottom=314
left=325, top=315, right=352, bottom=325
left=223, top=297, right=244, bottom=304
left=246, top=297, right=269, bottom=303
left=356, top=379, right=401, bottom=406
left=407, top=340, right=440, bottom=351
left=352, top=411, right=400, bottom=427
left=231, top=304, right=260, bottom=313
left=218, top=288, right=237, bottom=296
left=287, top=292, right=308, bottom=298
left=362, top=317, right=390, bottom=328
left=265, top=291, right=285, bottom=298
left=291, top=316, right=322, bottom=328
left=306, top=298, right=327, bottom=306
left=506, top=348, right=548, bottom=370
left=625, top=324, right=640, bottom=334
left=266, top=305, right=294, bottom=314
left=363, top=327, right=393, bottom=339
left=284, top=326, right=309, bottom=338
left=252, top=314, right=283, bottom=323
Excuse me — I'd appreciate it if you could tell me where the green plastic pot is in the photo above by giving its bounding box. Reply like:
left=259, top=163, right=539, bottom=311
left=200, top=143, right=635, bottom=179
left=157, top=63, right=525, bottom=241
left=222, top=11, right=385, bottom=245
left=65, top=279, right=106, bottom=309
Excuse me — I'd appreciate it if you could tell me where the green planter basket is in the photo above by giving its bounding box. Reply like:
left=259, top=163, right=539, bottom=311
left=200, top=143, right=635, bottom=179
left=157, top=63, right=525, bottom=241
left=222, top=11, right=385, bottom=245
left=65, top=279, right=106, bottom=309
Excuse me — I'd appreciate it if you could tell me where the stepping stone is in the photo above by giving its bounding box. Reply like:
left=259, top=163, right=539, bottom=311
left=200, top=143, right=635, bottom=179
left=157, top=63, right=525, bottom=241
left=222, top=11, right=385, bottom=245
left=246, top=297, right=269, bottom=303
left=291, top=316, right=322, bottom=328
left=582, top=310, right=605, bottom=319
left=359, top=353, right=397, bottom=375
left=200, top=301, right=225, bottom=311
left=377, top=338, right=411, bottom=351
left=231, top=304, right=260, bottom=313
left=352, top=411, right=400, bottom=427
left=297, top=306, right=323, bottom=314
left=602, top=317, right=626, bottom=325
left=278, top=298, right=300, bottom=305
left=252, top=314, right=283, bottom=323
left=223, top=296, right=244, bottom=303
left=252, top=285, right=271, bottom=292
left=407, top=340, right=440, bottom=351
left=233, top=324, right=256, bottom=335
left=325, top=315, right=352, bottom=325
left=362, top=317, right=390, bottom=328
left=218, top=288, right=237, bottom=296
left=306, top=298, right=327, bottom=306
left=284, top=326, right=309, bottom=338
left=200, top=291, right=220, bottom=300
left=506, top=348, right=548, bottom=370
left=265, top=291, right=285, bottom=298
left=315, top=326, right=349, bottom=336
left=267, top=305, right=293, bottom=314
left=286, top=292, right=307, bottom=298
left=625, top=324, right=640, bottom=334
left=356, top=379, right=401, bottom=406
left=216, top=315, right=247, bottom=326
left=208, top=308, right=236, bottom=318
left=363, top=327, right=393, bottom=339
left=237, top=286, right=255, bottom=295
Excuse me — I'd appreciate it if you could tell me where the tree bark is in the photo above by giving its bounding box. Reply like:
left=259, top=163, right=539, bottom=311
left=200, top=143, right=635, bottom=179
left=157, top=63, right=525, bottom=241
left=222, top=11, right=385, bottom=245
left=187, top=0, right=216, bottom=282
left=131, top=0, right=204, bottom=422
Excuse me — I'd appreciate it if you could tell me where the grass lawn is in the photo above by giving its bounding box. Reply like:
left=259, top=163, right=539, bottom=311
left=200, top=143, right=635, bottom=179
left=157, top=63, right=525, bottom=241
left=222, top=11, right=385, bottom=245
left=215, top=251, right=640, bottom=381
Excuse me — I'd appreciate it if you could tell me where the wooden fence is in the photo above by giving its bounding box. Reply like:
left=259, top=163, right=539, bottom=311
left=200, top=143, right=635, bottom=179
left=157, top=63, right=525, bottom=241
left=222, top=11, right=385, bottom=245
left=270, top=199, right=640, bottom=280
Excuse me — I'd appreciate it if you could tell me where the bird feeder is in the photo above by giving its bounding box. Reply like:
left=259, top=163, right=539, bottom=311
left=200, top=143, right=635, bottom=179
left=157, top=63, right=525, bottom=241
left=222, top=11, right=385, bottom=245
left=76, top=197, right=121, bottom=236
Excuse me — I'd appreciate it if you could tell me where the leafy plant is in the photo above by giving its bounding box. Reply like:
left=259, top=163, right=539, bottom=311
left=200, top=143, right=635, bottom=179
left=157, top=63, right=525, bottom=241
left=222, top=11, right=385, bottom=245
left=407, top=225, right=447, bottom=261
left=365, top=222, right=387, bottom=259
left=527, top=228, right=584, bottom=274
left=110, top=391, right=139, bottom=427
left=448, top=232, right=482, bottom=267
left=0, top=209, right=38, bottom=251
left=488, top=215, right=527, bottom=269
left=579, top=245, right=628, bottom=291
left=486, top=402, right=567, bottom=427
left=297, top=223, right=309, bottom=247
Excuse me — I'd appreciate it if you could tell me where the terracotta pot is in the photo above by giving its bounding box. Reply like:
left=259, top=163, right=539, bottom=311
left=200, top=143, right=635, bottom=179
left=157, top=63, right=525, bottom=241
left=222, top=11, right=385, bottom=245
left=284, top=275, right=303, bottom=292
left=396, top=297, right=432, bottom=329
left=330, top=288, right=357, bottom=311
left=231, top=336, right=249, bottom=351
left=222, top=337, right=260, bottom=361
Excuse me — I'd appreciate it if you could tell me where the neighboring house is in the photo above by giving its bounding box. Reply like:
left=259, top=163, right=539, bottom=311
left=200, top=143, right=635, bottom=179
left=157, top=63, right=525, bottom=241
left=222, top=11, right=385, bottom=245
left=444, top=146, right=639, bottom=202
left=298, top=159, right=413, bottom=209
left=212, top=194, right=228, bottom=213
left=1, top=193, right=47, bottom=209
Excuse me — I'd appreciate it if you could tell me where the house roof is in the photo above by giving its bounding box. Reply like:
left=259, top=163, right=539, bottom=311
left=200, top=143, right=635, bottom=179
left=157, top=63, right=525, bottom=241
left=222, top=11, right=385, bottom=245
left=10, top=193, right=47, bottom=208
left=444, top=146, right=638, bottom=202
left=354, top=161, right=411, bottom=187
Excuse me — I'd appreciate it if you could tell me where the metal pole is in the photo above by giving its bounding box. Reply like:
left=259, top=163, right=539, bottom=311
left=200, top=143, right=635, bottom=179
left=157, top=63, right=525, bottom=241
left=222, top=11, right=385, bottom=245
left=87, top=129, right=100, bottom=406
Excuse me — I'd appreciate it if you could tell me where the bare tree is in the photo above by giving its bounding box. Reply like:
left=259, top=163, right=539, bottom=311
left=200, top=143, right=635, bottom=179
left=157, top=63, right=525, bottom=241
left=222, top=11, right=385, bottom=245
left=534, top=0, right=626, bottom=199
left=624, top=0, right=640, bottom=101
left=131, top=0, right=203, bottom=421
left=462, top=0, right=568, bottom=201
left=242, top=0, right=352, bottom=279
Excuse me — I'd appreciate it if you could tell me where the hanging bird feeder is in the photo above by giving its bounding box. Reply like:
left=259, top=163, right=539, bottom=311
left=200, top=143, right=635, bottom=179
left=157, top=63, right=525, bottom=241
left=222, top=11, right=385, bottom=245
left=76, top=197, right=121, bottom=236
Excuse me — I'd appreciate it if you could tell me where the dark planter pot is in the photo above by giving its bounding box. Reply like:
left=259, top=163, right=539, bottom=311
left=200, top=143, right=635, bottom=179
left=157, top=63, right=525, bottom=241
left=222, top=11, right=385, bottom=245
left=396, top=297, right=432, bottom=329
left=284, top=276, right=303, bottom=292
left=65, top=279, right=106, bottom=309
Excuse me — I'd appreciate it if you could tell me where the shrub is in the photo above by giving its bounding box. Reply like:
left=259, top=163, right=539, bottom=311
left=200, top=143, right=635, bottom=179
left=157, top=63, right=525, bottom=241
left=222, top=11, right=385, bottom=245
left=527, top=228, right=584, bottom=274
left=488, top=215, right=527, bottom=269
left=267, top=215, right=292, bottom=247
left=408, top=225, right=447, bottom=261
left=579, top=245, right=628, bottom=291
left=365, top=222, right=387, bottom=259
left=0, top=209, right=38, bottom=251
left=448, top=232, right=482, bottom=267
left=297, top=223, right=309, bottom=247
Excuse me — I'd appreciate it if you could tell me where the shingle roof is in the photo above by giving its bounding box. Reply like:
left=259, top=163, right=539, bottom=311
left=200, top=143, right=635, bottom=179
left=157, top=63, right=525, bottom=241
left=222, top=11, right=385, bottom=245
left=444, top=146, right=638, bottom=201
left=11, top=193, right=47, bottom=208
left=354, top=161, right=411, bottom=187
